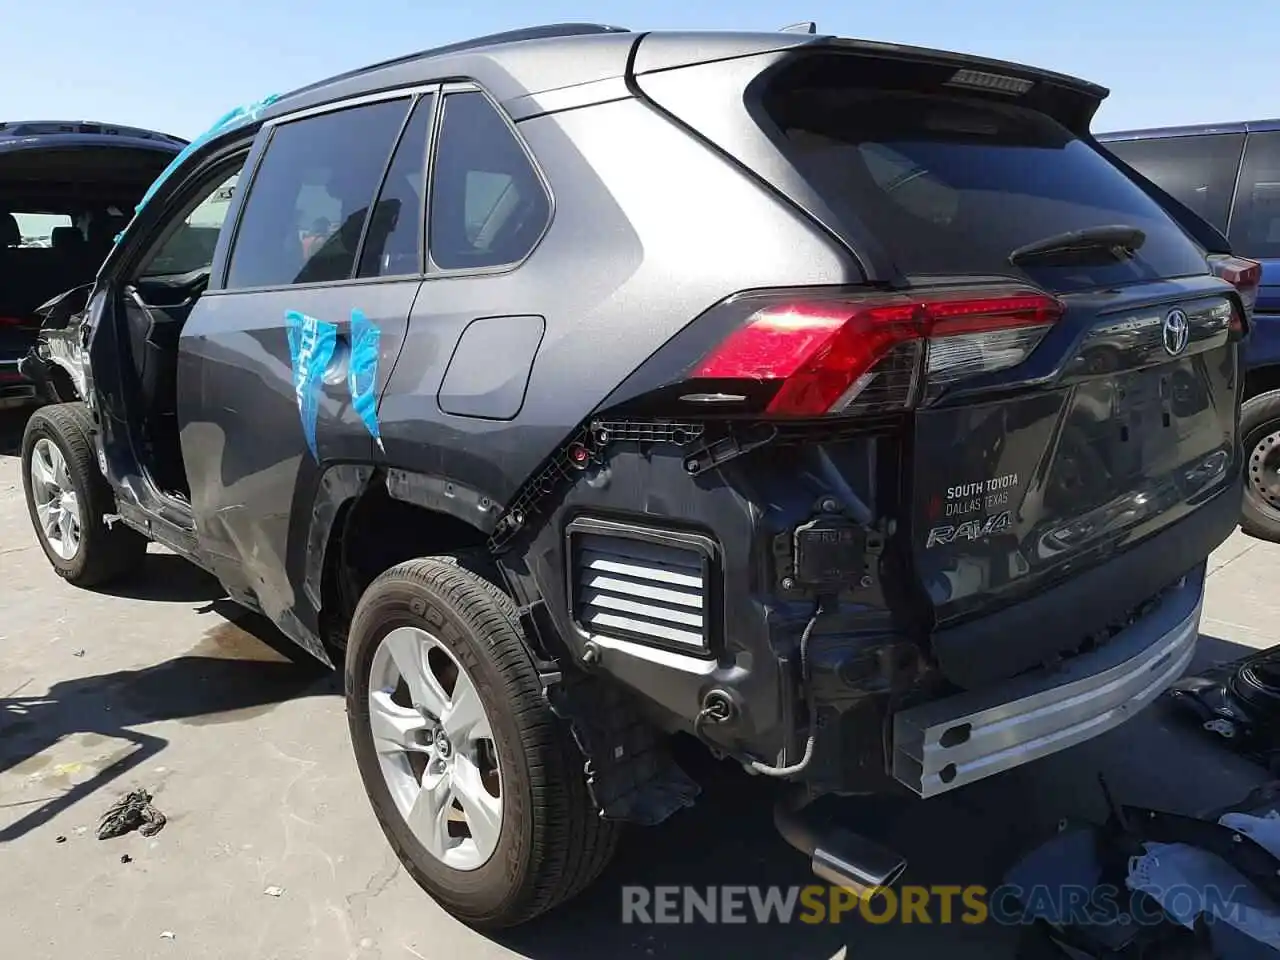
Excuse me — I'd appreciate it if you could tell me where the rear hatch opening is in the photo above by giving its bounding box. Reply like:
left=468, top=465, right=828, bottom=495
left=0, top=138, right=178, bottom=356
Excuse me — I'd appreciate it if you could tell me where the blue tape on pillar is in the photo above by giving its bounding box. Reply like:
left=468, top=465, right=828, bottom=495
left=285, top=310, right=338, bottom=461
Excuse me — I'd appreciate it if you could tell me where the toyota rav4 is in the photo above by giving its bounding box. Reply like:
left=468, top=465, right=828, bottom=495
left=17, top=22, right=1257, bottom=930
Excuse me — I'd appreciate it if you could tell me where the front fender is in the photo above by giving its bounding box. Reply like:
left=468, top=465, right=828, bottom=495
left=42, top=325, right=89, bottom=400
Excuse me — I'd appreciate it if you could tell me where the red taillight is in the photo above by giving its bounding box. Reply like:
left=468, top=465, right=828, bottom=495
left=1208, top=254, right=1262, bottom=333
left=0, top=316, right=24, bottom=327
left=691, top=284, right=1063, bottom=417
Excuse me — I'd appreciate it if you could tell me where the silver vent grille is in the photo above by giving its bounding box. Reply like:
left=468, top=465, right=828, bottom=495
left=572, top=532, right=708, bottom=651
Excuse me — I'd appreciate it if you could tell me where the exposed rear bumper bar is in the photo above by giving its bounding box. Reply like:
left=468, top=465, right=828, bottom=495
left=892, top=563, right=1204, bottom=798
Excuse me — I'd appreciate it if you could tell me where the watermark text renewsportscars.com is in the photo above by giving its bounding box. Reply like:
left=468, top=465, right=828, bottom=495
left=621, top=883, right=1252, bottom=926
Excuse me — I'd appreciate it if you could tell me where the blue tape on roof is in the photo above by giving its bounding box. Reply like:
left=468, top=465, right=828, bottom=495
left=348, top=309, right=384, bottom=452
left=285, top=310, right=338, bottom=461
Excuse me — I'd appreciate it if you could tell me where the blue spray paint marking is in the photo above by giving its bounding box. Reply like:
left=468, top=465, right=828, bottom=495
left=347, top=308, right=385, bottom=452
left=285, top=310, right=338, bottom=461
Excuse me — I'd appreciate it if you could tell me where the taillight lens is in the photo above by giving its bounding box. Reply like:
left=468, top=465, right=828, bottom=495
left=1208, top=254, right=1262, bottom=333
left=0, top=316, right=24, bottom=327
left=691, top=284, right=1063, bottom=417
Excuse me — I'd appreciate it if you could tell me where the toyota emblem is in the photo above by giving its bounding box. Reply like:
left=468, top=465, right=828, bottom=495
left=1162, top=308, right=1190, bottom=357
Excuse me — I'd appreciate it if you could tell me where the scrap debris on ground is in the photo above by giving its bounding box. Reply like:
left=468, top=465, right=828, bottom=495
left=98, top=789, right=167, bottom=840
left=1165, top=644, right=1280, bottom=773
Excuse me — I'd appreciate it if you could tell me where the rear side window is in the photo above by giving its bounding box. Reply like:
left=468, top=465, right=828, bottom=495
left=357, top=93, right=434, bottom=279
left=760, top=64, right=1211, bottom=292
left=1230, top=132, right=1280, bottom=261
left=1102, top=133, right=1243, bottom=233
left=428, top=91, right=549, bottom=270
left=225, top=99, right=410, bottom=290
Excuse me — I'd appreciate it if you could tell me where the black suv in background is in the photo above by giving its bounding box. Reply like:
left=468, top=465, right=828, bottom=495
left=18, top=23, right=1256, bottom=929
left=1099, top=123, right=1280, bottom=540
left=0, top=121, right=184, bottom=406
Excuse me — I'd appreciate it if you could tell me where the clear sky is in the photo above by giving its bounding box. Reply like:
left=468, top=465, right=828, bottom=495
left=4, top=0, right=1276, bottom=140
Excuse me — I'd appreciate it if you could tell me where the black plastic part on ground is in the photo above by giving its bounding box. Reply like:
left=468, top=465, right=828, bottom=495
left=1163, top=643, right=1280, bottom=771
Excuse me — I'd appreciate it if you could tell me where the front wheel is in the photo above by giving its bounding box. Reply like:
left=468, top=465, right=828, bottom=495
left=1242, top=389, right=1280, bottom=543
left=20, top=403, right=147, bottom=586
left=344, top=558, right=618, bottom=929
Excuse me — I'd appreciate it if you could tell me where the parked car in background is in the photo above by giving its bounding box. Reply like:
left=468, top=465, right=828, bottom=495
left=1099, top=122, right=1280, bottom=539
left=0, top=120, right=185, bottom=407
left=17, top=23, right=1257, bottom=929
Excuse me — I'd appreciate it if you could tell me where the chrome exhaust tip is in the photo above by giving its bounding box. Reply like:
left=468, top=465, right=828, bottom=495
left=810, top=830, right=909, bottom=899
left=774, top=790, right=907, bottom=900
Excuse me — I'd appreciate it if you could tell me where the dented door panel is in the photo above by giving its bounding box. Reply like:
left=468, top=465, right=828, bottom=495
left=177, top=281, right=418, bottom=640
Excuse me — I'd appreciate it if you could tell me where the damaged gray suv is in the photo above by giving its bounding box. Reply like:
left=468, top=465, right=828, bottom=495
left=18, top=22, right=1258, bottom=929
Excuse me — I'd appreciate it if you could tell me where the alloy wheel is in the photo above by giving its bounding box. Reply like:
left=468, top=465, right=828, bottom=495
left=367, top=626, right=503, bottom=871
left=29, top=437, right=82, bottom=561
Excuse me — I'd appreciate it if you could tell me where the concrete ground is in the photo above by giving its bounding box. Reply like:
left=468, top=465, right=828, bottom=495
left=0, top=406, right=1276, bottom=960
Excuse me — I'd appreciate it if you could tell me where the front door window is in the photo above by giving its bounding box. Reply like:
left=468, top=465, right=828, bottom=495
left=137, top=170, right=241, bottom=278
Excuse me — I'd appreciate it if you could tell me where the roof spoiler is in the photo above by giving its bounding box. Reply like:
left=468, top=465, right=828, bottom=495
left=814, top=38, right=1109, bottom=135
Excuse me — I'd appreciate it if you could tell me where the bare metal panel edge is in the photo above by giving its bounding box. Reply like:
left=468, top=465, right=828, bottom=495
left=892, top=586, right=1202, bottom=798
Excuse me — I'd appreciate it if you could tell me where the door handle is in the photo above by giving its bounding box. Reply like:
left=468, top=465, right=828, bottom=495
left=321, top=331, right=350, bottom=387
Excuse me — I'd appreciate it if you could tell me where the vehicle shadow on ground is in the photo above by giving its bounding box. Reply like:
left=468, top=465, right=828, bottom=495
left=90, top=550, right=228, bottom=603
left=0, top=405, right=35, bottom=457
left=498, top=633, right=1269, bottom=960
left=500, top=756, right=1030, bottom=959
left=0, top=606, right=337, bottom=843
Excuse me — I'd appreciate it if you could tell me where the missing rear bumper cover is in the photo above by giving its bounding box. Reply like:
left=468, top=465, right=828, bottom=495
left=892, top=569, right=1203, bottom=798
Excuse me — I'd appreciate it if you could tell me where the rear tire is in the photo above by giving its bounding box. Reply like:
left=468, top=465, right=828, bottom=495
left=1241, top=389, right=1280, bottom=543
left=20, top=402, right=148, bottom=586
left=344, top=557, right=618, bottom=929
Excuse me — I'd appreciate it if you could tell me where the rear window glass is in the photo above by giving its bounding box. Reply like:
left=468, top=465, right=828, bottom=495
left=9, top=213, right=73, bottom=248
left=1230, top=131, right=1280, bottom=261
left=761, top=80, right=1210, bottom=291
left=1101, top=133, right=1243, bottom=234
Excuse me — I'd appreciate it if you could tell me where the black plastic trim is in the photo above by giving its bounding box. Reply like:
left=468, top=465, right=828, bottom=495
left=564, top=515, right=721, bottom=660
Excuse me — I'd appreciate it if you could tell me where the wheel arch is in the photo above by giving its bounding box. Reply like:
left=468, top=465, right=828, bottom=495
left=1244, top=364, right=1280, bottom=402
left=309, top=465, right=499, bottom=655
left=46, top=359, right=82, bottom=402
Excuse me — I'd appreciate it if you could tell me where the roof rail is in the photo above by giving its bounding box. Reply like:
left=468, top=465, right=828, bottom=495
left=279, top=23, right=632, bottom=103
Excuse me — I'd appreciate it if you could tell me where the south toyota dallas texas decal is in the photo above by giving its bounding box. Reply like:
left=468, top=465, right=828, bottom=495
left=924, top=471, right=1019, bottom=549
